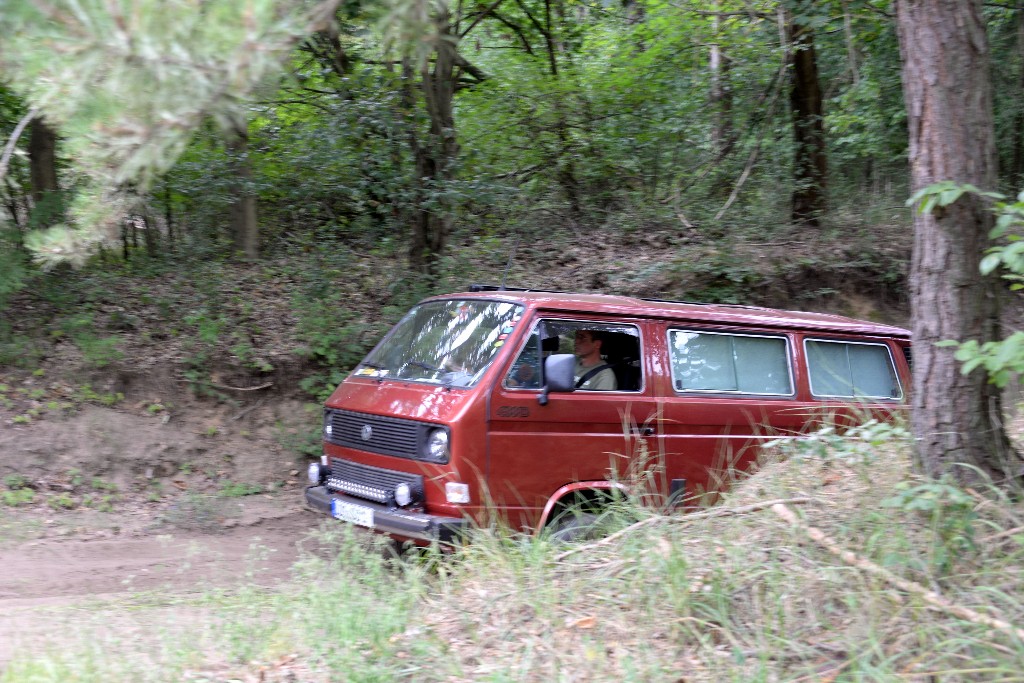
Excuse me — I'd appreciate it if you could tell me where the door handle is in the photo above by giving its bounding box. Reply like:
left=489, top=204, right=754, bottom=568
left=632, top=426, right=655, bottom=436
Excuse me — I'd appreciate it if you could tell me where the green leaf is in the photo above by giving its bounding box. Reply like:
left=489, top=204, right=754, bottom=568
left=980, top=253, right=1003, bottom=275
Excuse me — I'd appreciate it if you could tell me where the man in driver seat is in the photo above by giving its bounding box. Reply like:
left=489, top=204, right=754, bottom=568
left=573, top=329, right=617, bottom=391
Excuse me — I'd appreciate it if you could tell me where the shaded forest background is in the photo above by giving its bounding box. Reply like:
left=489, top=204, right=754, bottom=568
left=1, top=0, right=1022, bottom=402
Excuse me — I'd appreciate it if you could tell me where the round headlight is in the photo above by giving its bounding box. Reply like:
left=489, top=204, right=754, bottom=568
left=395, top=482, right=412, bottom=507
left=426, top=429, right=450, bottom=462
left=307, top=461, right=323, bottom=484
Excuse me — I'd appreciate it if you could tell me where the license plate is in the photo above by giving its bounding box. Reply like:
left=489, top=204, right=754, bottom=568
left=331, top=499, right=374, bottom=528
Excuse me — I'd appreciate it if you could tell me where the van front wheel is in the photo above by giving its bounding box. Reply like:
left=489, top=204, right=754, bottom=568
left=548, top=512, right=600, bottom=543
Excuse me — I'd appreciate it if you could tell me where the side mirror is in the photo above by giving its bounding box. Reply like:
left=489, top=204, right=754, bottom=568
left=539, top=354, right=575, bottom=405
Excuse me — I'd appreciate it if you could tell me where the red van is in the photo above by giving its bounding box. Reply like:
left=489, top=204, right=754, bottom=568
left=304, top=286, right=911, bottom=543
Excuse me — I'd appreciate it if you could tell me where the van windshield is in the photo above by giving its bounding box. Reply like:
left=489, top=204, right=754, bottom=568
left=355, top=300, right=524, bottom=388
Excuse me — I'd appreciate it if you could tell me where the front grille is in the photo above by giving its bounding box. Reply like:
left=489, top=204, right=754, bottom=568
left=327, top=458, right=424, bottom=506
left=327, top=409, right=420, bottom=459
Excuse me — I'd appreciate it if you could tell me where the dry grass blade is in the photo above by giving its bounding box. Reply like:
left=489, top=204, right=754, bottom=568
left=553, top=496, right=812, bottom=562
left=772, top=503, right=1024, bottom=642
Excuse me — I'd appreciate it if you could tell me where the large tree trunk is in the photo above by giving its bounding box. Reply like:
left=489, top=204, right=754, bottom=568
left=896, top=0, right=1013, bottom=482
left=786, top=15, right=827, bottom=226
left=228, top=121, right=259, bottom=260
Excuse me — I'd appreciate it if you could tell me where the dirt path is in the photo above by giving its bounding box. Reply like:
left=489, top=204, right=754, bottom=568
left=0, top=491, right=316, bottom=667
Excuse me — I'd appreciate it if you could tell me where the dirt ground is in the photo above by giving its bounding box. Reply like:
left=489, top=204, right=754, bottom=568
left=0, top=396, right=324, bottom=667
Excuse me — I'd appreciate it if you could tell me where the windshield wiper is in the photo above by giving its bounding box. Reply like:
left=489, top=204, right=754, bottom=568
left=407, top=360, right=442, bottom=374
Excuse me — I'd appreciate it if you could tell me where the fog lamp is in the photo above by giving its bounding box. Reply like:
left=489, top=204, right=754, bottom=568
left=395, top=482, right=412, bottom=507
left=445, top=482, right=470, bottom=504
left=308, top=461, right=324, bottom=485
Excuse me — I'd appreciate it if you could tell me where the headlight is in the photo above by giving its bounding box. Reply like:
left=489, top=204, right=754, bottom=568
left=425, top=428, right=450, bottom=462
left=395, top=482, right=412, bottom=507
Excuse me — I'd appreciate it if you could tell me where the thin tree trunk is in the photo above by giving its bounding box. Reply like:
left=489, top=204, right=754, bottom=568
left=709, top=11, right=734, bottom=161
left=405, top=10, right=459, bottom=275
left=228, top=121, right=259, bottom=260
left=786, top=13, right=827, bottom=226
left=896, top=0, right=1013, bottom=482
left=141, top=213, right=158, bottom=258
left=164, top=185, right=175, bottom=251
left=514, top=0, right=581, bottom=220
left=1012, top=8, right=1024, bottom=185
left=28, top=117, right=58, bottom=207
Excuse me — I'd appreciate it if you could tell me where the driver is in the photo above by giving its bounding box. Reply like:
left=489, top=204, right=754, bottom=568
left=573, top=330, right=617, bottom=391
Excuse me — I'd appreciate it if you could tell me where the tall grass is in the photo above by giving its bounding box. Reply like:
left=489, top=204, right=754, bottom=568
left=4, top=425, right=1024, bottom=682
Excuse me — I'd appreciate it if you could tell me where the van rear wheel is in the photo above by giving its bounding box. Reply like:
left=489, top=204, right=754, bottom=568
left=548, top=512, right=600, bottom=543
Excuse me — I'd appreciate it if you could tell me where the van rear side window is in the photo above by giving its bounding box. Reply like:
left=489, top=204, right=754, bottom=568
left=805, top=339, right=902, bottom=399
left=669, top=330, right=793, bottom=395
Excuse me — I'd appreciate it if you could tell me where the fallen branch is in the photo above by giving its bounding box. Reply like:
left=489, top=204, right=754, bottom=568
left=772, top=503, right=1024, bottom=642
left=181, top=379, right=274, bottom=392
left=231, top=397, right=265, bottom=421
left=979, top=524, right=1024, bottom=544
left=553, top=496, right=812, bottom=562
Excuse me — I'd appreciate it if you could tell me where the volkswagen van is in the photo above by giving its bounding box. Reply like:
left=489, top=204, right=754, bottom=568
left=304, top=286, right=911, bottom=543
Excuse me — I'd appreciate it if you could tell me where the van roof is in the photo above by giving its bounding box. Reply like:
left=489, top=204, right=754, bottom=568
left=430, top=288, right=910, bottom=338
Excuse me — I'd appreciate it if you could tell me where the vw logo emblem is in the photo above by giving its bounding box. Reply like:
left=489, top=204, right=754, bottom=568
left=361, top=425, right=373, bottom=441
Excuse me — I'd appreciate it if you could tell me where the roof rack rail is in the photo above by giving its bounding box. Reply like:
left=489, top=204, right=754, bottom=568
left=469, top=283, right=566, bottom=293
left=640, top=297, right=769, bottom=311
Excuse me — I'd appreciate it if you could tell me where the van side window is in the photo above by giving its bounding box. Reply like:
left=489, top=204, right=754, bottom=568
left=505, top=321, right=643, bottom=392
left=669, top=330, right=793, bottom=395
left=805, top=339, right=902, bottom=399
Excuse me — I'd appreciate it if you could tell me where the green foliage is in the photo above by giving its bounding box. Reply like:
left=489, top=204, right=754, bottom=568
left=766, top=419, right=912, bottom=465
left=0, top=0, right=336, bottom=267
left=219, top=481, right=264, bottom=497
left=3, top=474, right=29, bottom=489
left=882, top=479, right=977, bottom=575
left=77, top=384, right=125, bottom=407
left=47, top=493, right=77, bottom=510
left=61, top=313, right=125, bottom=369
left=1, top=488, right=35, bottom=506
left=1, top=475, right=35, bottom=506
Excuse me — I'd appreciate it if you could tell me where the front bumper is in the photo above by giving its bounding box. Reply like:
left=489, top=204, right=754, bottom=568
left=304, top=485, right=467, bottom=544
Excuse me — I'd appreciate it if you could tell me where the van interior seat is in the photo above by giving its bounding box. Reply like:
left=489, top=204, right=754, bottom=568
left=601, top=332, right=642, bottom=391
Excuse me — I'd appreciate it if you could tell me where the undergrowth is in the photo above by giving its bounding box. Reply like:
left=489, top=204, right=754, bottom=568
left=3, top=424, right=1023, bottom=682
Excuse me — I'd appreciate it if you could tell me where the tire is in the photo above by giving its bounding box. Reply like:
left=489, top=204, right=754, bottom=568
left=548, top=512, right=600, bottom=543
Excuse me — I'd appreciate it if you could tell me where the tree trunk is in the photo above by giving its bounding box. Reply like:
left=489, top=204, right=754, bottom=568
left=786, top=15, right=827, bottom=226
left=896, top=0, right=1013, bottom=482
left=406, top=11, right=459, bottom=275
left=1012, top=9, right=1024, bottom=186
left=709, top=11, right=734, bottom=161
left=28, top=117, right=58, bottom=204
left=228, top=121, right=259, bottom=260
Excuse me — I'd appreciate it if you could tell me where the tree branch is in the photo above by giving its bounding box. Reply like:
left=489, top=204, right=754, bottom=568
left=459, top=0, right=510, bottom=38
left=0, top=108, right=39, bottom=184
